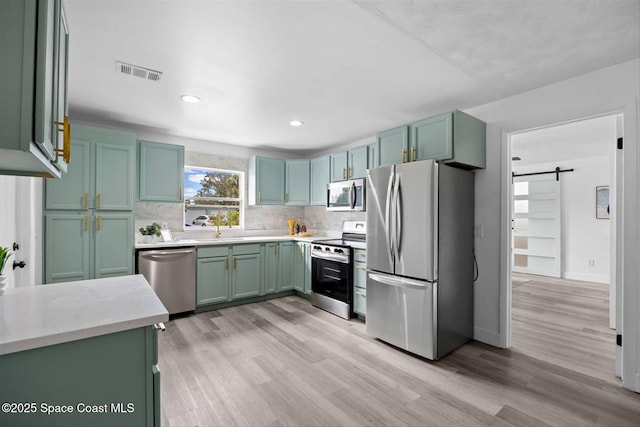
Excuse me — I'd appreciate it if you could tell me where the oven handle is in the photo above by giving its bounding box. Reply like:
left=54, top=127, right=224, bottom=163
left=311, top=252, right=349, bottom=264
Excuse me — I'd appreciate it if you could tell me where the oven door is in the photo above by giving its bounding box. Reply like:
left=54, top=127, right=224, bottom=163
left=311, top=256, right=352, bottom=304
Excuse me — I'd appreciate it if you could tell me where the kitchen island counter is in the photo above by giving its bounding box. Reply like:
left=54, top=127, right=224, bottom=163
left=0, top=274, right=168, bottom=356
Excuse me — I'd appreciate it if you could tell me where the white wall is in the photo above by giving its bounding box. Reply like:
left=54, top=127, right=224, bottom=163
left=513, top=156, right=611, bottom=283
left=0, top=176, right=17, bottom=287
left=466, top=58, right=639, bottom=391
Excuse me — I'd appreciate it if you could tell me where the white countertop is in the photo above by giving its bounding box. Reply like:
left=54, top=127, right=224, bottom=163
left=135, top=234, right=323, bottom=249
left=0, top=275, right=169, bottom=356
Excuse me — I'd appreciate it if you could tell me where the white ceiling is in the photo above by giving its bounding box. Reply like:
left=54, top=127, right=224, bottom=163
left=64, top=0, right=640, bottom=154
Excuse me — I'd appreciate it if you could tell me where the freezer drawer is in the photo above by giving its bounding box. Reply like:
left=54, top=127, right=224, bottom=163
left=137, top=248, right=196, bottom=315
left=366, top=271, right=437, bottom=360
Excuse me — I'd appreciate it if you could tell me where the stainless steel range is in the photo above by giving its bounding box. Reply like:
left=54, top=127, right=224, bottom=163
left=310, top=221, right=366, bottom=319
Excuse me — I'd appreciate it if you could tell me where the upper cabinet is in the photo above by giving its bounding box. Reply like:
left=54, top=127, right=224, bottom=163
left=248, top=156, right=285, bottom=205
left=138, top=140, right=185, bottom=203
left=285, top=160, right=310, bottom=205
left=309, top=156, right=330, bottom=205
left=378, top=111, right=485, bottom=169
left=378, top=125, right=409, bottom=166
left=0, top=0, right=70, bottom=178
left=46, top=125, right=135, bottom=211
left=329, top=146, right=370, bottom=182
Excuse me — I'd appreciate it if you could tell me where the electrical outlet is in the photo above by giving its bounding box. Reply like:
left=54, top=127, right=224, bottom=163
left=588, top=259, right=595, bottom=267
left=161, top=222, right=168, bottom=229
left=474, top=225, right=484, bottom=238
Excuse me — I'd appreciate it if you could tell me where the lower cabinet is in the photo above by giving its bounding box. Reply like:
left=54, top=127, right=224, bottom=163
left=293, top=242, right=311, bottom=295
left=353, top=249, right=367, bottom=316
left=196, top=244, right=261, bottom=306
left=0, top=325, right=161, bottom=427
left=45, top=212, right=133, bottom=283
left=278, top=242, right=295, bottom=291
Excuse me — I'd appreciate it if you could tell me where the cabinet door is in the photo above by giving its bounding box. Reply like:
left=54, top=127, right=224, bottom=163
left=348, top=146, right=368, bottom=179
left=304, top=243, right=312, bottom=295
left=51, top=0, right=69, bottom=172
left=94, top=213, right=134, bottom=279
left=378, top=125, right=409, bottom=166
left=95, top=142, right=135, bottom=210
left=410, top=112, right=453, bottom=162
left=45, top=140, right=90, bottom=210
left=278, top=242, right=294, bottom=291
left=293, top=242, right=306, bottom=292
left=256, top=157, right=285, bottom=205
left=45, top=213, right=90, bottom=283
left=309, top=156, right=330, bottom=205
left=231, top=253, right=261, bottom=299
left=367, top=142, right=379, bottom=170
left=197, top=256, right=230, bottom=305
left=264, top=243, right=278, bottom=294
left=285, top=159, right=310, bottom=205
left=138, top=140, right=185, bottom=202
left=329, top=151, right=348, bottom=182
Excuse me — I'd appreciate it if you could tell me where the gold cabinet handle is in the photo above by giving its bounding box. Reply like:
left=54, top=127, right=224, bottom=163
left=356, top=265, right=366, bottom=270
left=154, top=323, right=166, bottom=332
left=355, top=290, right=366, bottom=297
left=83, top=193, right=88, bottom=209
left=401, top=148, right=407, bottom=163
left=342, top=167, right=346, bottom=180
left=233, top=257, right=237, bottom=269
left=258, top=191, right=262, bottom=203
left=96, top=215, right=101, bottom=231
left=54, top=115, right=71, bottom=164
left=226, top=257, right=229, bottom=270
left=83, top=216, right=88, bottom=232
left=276, top=243, right=278, bottom=255
left=411, top=146, right=416, bottom=162
left=285, top=192, right=289, bottom=203
left=179, top=187, right=183, bottom=200
left=96, top=193, right=101, bottom=209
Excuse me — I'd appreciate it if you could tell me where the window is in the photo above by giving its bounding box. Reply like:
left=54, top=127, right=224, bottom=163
left=184, top=166, right=244, bottom=229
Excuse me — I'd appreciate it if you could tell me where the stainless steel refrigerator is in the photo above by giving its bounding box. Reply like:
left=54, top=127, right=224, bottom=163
left=366, top=159, right=474, bottom=360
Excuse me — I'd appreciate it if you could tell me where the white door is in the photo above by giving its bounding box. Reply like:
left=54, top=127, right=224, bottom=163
left=512, top=174, right=562, bottom=277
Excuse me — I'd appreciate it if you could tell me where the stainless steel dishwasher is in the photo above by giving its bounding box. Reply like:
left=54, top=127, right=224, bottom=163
left=137, top=247, right=196, bottom=315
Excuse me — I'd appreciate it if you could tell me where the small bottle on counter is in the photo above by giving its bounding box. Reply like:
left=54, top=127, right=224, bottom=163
left=301, top=224, right=307, bottom=232
left=295, top=220, right=301, bottom=234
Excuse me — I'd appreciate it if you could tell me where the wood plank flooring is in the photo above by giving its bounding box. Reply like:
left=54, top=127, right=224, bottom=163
left=158, top=276, right=640, bottom=426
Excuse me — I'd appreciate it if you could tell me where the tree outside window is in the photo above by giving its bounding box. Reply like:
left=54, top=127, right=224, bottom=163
left=184, top=166, right=243, bottom=228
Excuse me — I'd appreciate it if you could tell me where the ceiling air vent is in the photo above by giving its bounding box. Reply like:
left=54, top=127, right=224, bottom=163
left=115, top=61, right=162, bottom=82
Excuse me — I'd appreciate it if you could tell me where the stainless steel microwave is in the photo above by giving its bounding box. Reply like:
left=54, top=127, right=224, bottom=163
left=327, top=178, right=365, bottom=211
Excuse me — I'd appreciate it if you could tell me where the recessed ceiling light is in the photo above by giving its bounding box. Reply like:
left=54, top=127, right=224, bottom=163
left=181, top=95, right=201, bottom=103
left=289, top=120, right=304, bottom=127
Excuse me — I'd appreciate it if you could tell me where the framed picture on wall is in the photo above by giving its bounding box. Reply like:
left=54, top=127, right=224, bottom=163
left=596, top=185, right=609, bottom=219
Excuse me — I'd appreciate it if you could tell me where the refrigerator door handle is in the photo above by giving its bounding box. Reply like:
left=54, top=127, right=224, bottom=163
left=385, top=170, right=395, bottom=264
left=368, top=272, right=431, bottom=290
left=393, top=174, right=402, bottom=258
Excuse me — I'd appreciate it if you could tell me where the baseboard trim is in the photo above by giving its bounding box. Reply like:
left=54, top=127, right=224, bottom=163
left=563, top=272, right=609, bottom=284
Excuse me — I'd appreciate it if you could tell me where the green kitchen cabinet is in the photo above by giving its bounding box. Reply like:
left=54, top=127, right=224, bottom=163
left=367, top=142, right=379, bottom=170
left=0, top=0, right=70, bottom=178
left=277, top=242, right=295, bottom=291
left=353, top=249, right=367, bottom=316
left=285, top=159, right=310, bottom=205
left=348, top=146, right=368, bottom=179
left=230, top=245, right=261, bottom=299
left=248, top=156, right=285, bottom=205
left=44, top=212, right=133, bottom=284
left=378, top=125, right=409, bottom=166
left=44, top=213, right=90, bottom=283
left=197, top=255, right=230, bottom=305
left=329, top=151, right=348, bottom=182
left=44, top=125, right=135, bottom=284
left=293, top=241, right=312, bottom=295
left=309, top=156, right=330, bottom=205
left=264, top=242, right=279, bottom=294
left=138, top=140, right=185, bottom=202
left=46, top=125, right=135, bottom=211
left=330, top=147, right=369, bottom=182
left=0, top=325, right=161, bottom=427
left=197, top=244, right=261, bottom=306
left=410, top=110, right=486, bottom=169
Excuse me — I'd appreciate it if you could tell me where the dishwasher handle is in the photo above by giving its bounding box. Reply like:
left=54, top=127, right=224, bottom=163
left=140, top=248, right=195, bottom=258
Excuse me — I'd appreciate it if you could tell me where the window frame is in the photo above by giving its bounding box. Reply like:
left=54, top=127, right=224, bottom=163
left=183, top=165, right=244, bottom=230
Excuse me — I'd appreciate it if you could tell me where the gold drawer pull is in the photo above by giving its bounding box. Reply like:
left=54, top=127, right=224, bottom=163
left=356, top=265, right=367, bottom=270
left=355, top=290, right=366, bottom=297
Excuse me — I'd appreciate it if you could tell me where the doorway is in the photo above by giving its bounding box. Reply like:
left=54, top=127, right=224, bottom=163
left=507, top=113, right=621, bottom=378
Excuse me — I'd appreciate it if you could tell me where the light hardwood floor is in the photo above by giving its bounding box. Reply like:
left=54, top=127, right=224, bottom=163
left=159, top=276, right=640, bottom=426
